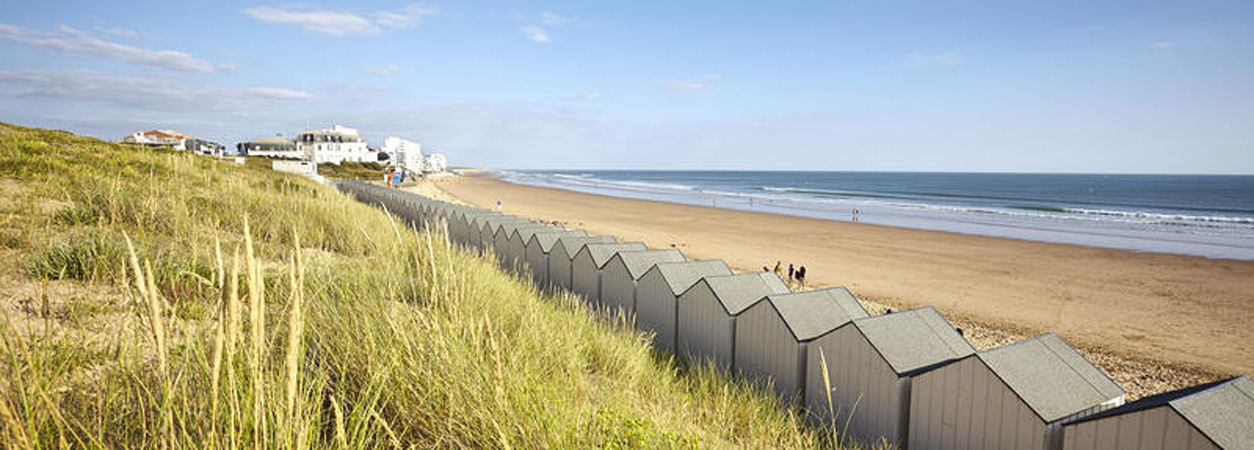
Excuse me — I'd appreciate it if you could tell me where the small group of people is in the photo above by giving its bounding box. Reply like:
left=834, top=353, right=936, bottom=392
left=766, top=261, right=806, bottom=287
left=384, top=169, right=407, bottom=188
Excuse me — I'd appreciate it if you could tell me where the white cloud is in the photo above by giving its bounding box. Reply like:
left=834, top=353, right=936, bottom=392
left=0, top=69, right=314, bottom=111
left=908, top=51, right=962, bottom=66
left=541, top=12, right=568, bottom=26
left=376, top=5, right=437, bottom=29
left=569, top=91, right=601, bottom=101
left=242, top=6, right=381, bottom=36
left=366, top=64, right=398, bottom=76
left=96, top=27, right=138, bottom=38
left=217, top=62, right=237, bottom=72
left=520, top=25, right=550, bottom=43
left=662, top=75, right=722, bottom=95
left=0, top=23, right=215, bottom=73
left=1149, top=42, right=1174, bottom=50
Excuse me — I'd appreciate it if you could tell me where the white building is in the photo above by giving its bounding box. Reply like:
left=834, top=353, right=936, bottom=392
left=382, top=137, right=424, bottom=173
left=297, top=125, right=369, bottom=165
left=423, top=153, right=448, bottom=172
left=239, top=137, right=301, bottom=159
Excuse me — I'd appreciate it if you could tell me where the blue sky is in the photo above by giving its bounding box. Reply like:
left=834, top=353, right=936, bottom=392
left=1, top=0, right=1251, bottom=173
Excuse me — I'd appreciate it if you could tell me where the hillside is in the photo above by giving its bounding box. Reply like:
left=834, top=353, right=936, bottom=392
left=0, top=123, right=864, bottom=449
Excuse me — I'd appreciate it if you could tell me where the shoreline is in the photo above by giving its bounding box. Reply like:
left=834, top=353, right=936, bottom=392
left=419, top=173, right=1254, bottom=398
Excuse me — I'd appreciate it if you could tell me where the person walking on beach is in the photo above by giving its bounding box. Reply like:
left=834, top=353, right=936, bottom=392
left=796, top=266, right=807, bottom=287
left=496, top=199, right=502, bottom=212
left=788, top=264, right=795, bottom=281
left=773, top=261, right=782, bottom=277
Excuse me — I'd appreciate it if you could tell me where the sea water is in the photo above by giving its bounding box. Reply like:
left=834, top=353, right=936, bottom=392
left=492, top=171, right=1254, bottom=260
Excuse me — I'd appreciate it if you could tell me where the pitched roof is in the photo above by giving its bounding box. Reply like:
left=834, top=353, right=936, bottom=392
left=1171, top=375, right=1254, bottom=449
left=978, top=333, right=1125, bottom=423
left=579, top=243, right=648, bottom=268
left=496, top=220, right=541, bottom=238
left=695, top=272, right=790, bottom=315
left=481, top=216, right=525, bottom=234
left=851, top=307, right=975, bottom=376
left=765, top=287, right=869, bottom=342
left=527, top=230, right=590, bottom=252
left=649, top=260, right=733, bottom=295
left=511, top=224, right=564, bottom=243
left=608, top=249, right=686, bottom=279
left=553, top=235, right=618, bottom=257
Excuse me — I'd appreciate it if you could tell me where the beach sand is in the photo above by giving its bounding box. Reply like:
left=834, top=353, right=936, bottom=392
left=418, top=174, right=1254, bottom=398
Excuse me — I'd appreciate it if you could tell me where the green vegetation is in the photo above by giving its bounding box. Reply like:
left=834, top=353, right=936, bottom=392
left=317, top=161, right=389, bottom=181
left=0, top=123, right=876, bottom=448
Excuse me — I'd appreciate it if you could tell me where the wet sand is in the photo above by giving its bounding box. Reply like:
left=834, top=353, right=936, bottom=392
left=421, top=174, right=1254, bottom=398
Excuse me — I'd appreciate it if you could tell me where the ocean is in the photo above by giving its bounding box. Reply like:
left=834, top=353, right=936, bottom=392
left=491, top=171, right=1254, bottom=260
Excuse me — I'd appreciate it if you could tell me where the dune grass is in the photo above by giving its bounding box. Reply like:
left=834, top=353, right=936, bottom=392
left=0, top=123, right=878, bottom=448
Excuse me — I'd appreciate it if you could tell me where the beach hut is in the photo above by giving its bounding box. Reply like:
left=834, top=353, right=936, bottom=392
left=805, top=307, right=975, bottom=448
left=635, top=260, right=732, bottom=352
left=453, top=210, right=497, bottom=246
left=502, top=223, right=559, bottom=270
left=493, top=221, right=545, bottom=268
left=1061, top=375, right=1253, bottom=450
left=676, top=272, right=790, bottom=371
left=908, top=333, right=1126, bottom=450
left=570, top=243, right=647, bottom=306
left=547, top=235, right=618, bottom=292
left=736, top=287, right=869, bottom=404
left=598, top=249, right=686, bottom=315
left=522, top=230, right=588, bottom=287
left=465, top=213, right=503, bottom=248
left=478, top=216, right=526, bottom=254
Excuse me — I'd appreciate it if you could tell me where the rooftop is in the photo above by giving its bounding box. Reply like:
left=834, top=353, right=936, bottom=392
left=979, top=333, right=1125, bottom=423
left=765, top=287, right=869, bottom=342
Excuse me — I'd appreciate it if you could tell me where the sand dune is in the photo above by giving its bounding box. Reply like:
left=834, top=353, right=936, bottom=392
left=423, top=174, right=1254, bottom=397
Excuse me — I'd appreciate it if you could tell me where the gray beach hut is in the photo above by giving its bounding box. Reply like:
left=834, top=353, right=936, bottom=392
left=570, top=242, right=647, bottom=306
left=478, top=216, right=526, bottom=254
left=1061, top=375, right=1253, bottom=450
left=507, top=224, right=562, bottom=272
left=676, top=272, right=790, bottom=371
left=598, top=249, right=686, bottom=315
left=547, top=235, right=618, bottom=292
left=635, top=260, right=732, bottom=352
left=805, top=306, right=975, bottom=448
left=908, top=333, right=1126, bottom=450
left=463, top=212, right=501, bottom=248
left=736, top=287, right=870, bottom=404
left=523, top=230, right=588, bottom=288
left=494, top=222, right=547, bottom=269
left=454, top=210, right=498, bottom=246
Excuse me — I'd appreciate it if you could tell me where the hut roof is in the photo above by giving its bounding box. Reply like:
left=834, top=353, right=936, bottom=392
left=511, top=224, right=563, bottom=243
left=553, top=235, right=617, bottom=256
left=579, top=243, right=648, bottom=269
left=649, top=260, right=732, bottom=296
left=482, top=216, right=525, bottom=233
left=528, top=230, right=592, bottom=252
left=697, top=272, right=790, bottom=315
left=608, top=250, right=686, bottom=280
left=765, top=287, right=869, bottom=342
left=979, top=333, right=1125, bottom=423
left=850, top=307, right=975, bottom=376
left=497, top=220, right=541, bottom=237
left=1066, top=376, right=1252, bottom=448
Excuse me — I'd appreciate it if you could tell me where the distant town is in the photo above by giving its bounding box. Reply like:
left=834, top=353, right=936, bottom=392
left=118, top=125, right=449, bottom=181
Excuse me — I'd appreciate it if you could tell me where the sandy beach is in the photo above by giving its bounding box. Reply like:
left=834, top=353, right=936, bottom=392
left=421, top=173, right=1254, bottom=398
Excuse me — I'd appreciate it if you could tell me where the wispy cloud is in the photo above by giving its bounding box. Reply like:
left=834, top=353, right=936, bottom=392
left=95, top=27, right=139, bottom=38
left=541, top=12, right=569, bottom=26
left=243, top=6, right=380, bottom=36
left=569, top=91, right=602, bottom=101
left=520, top=25, right=550, bottom=43
left=0, top=23, right=216, bottom=73
left=1148, top=41, right=1174, bottom=50
left=662, top=75, right=722, bottom=95
left=376, top=5, right=438, bottom=29
left=0, top=69, right=314, bottom=111
left=243, top=4, right=436, bottom=36
left=366, top=64, right=398, bottom=76
left=907, top=51, right=962, bottom=66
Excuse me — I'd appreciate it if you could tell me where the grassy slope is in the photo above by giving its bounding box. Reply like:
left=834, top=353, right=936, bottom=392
left=0, top=123, right=866, bottom=449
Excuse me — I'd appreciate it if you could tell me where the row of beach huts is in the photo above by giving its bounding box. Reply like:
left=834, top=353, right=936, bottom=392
left=338, top=181, right=1252, bottom=450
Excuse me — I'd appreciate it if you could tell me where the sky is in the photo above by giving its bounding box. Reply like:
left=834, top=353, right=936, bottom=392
left=0, top=0, right=1251, bottom=173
